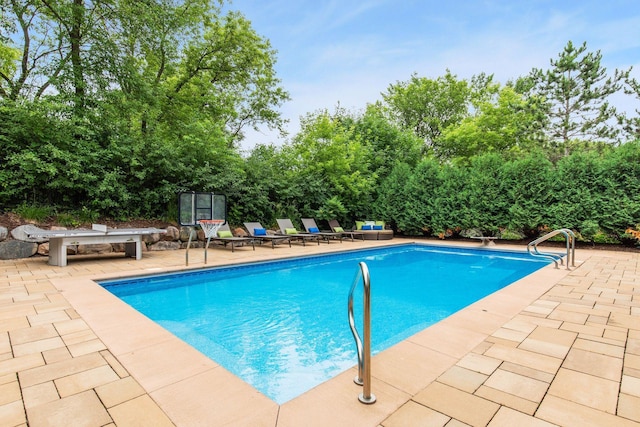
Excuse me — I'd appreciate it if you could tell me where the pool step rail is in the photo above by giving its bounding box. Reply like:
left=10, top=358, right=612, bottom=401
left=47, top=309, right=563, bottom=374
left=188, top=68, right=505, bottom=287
left=527, top=228, right=576, bottom=270
left=348, top=261, right=376, bottom=404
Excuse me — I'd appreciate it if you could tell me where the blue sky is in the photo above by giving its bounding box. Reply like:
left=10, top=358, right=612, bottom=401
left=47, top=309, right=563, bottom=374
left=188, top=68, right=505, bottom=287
left=227, top=0, right=640, bottom=150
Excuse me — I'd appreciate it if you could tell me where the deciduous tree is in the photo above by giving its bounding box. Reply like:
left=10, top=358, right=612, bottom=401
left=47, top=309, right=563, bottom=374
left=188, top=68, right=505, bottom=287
left=0, top=0, right=288, bottom=217
left=287, top=109, right=376, bottom=221
left=439, top=85, right=545, bottom=160
left=381, top=70, right=471, bottom=155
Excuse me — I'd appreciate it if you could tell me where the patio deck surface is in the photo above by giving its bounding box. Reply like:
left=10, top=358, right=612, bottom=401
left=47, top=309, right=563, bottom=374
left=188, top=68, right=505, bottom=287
left=1, top=238, right=638, bottom=426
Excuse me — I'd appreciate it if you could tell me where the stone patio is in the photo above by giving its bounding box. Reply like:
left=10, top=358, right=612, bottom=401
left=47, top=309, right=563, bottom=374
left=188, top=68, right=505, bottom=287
left=1, top=239, right=638, bottom=426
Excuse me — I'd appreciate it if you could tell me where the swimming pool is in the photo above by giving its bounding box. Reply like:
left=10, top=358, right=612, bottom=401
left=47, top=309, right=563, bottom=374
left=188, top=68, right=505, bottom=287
left=100, top=244, right=551, bottom=403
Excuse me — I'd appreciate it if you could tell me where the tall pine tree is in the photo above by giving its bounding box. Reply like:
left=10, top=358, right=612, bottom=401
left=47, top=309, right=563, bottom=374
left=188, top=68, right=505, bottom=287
left=528, top=41, right=629, bottom=156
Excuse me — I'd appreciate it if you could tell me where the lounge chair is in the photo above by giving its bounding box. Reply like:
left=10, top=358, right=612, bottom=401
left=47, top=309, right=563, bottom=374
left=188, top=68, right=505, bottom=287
left=301, top=218, right=343, bottom=243
left=276, top=219, right=321, bottom=246
left=328, top=220, right=365, bottom=242
left=207, top=224, right=256, bottom=252
left=353, top=220, right=394, bottom=240
left=244, top=222, right=292, bottom=248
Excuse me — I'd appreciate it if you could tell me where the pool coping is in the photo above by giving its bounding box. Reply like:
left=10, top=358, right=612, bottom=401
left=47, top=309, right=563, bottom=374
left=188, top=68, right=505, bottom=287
left=49, top=240, right=573, bottom=426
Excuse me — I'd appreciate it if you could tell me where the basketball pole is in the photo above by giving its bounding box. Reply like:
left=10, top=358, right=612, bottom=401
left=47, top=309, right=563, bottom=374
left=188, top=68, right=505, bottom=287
left=199, top=220, right=224, bottom=266
left=185, top=228, right=195, bottom=266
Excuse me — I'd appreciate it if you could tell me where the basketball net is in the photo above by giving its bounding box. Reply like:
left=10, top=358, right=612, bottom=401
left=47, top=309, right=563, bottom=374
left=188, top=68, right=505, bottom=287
left=198, top=219, right=225, bottom=239
left=197, top=219, right=225, bottom=266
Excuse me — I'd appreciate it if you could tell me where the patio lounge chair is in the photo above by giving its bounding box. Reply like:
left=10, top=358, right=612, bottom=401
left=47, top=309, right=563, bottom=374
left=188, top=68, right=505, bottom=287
left=328, top=220, right=365, bottom=242
left=354, top=220, right=394, bottom=240
left=243, top=222, right=292, bottom=248
left=276, top=219, right=321, bottom=246
left=301, top=218, right=343, bottom=243
left=208, top=224, right=256, bottom=252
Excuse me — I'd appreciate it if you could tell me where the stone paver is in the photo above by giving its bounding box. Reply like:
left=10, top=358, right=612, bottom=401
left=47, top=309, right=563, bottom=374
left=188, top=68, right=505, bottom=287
left=95, top=376, right=146, bottom=408
left=413, top=381, right=500, bottom=427
left=108, top=395, right=174, bottom=427
left=488, top=406, right=556, bottom=427
left=438, top=365, right=488, bottom=393
left=1, top=241, right=638, bottom=426
left=482, top=368, right=548, bottom=403
left=382, top=400, right=451, bottom=427
left=562, top=347, right=623, bottom=382
left=547, top=368, right=619, bottom=413
left=27, top=390, right=112, bottom=427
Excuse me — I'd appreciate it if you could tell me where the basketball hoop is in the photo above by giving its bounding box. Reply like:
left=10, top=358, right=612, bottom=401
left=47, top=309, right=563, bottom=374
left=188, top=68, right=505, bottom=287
left=198, top=219, right=225, bottom=239
left=200, top=219, right=225, bottom=265
left=185, top=219, right=225, bottom=266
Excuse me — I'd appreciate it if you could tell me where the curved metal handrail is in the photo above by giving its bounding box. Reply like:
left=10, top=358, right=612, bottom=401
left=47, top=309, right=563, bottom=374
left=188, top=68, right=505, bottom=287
left=348, top=267, right=364, bottom=385
left=527, top=228, right=576, bottom=270
left=561, top=228, right=576, bottom=268
left=348, top=261, right=376, bottom=404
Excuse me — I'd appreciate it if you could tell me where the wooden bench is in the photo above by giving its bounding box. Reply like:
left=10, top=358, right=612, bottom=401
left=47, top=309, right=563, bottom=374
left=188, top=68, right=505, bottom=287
left=27, top=224, right=166, bottom=266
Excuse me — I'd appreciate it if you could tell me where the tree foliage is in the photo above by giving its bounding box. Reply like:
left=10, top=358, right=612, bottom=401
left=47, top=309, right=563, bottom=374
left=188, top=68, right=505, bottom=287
left=621, top=75, right=640, bottom=140
left=381, top=70, right=472, bottom=154
left=526, top=41, right=629, bottom=155
left=285, top=109, right=375, bottom=223
left=1, top=0, right=288, bottom=219
left=1, top=21, right=639, bottom=246
left=439, top=85, right=545, bottom=160
left=353, top=104, right=423, bottom=179
left=369, top=144, right=640, bottom=242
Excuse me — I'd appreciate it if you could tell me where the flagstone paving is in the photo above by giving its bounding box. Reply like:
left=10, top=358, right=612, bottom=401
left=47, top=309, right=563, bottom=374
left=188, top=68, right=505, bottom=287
left=0, top=239, right=638, bottom=426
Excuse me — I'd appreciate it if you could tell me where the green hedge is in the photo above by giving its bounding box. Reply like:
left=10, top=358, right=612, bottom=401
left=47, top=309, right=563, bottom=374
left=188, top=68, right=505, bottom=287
left=375, top=143, right=640, bottom=243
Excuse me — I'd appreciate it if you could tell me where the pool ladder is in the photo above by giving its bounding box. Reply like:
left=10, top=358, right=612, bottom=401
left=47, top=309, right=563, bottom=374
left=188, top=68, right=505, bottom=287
left=527, top=228, right=576, bottom=270
left=348, top=262, right=376, bottom=404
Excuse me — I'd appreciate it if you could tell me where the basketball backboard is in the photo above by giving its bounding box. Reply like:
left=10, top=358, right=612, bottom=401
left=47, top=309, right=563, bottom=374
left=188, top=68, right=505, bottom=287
left=178, top=192, right=227, bottom=226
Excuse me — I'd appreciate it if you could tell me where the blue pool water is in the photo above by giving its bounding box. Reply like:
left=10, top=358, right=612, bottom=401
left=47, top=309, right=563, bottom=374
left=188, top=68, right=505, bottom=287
left=100, top=244, right=550, bottom=403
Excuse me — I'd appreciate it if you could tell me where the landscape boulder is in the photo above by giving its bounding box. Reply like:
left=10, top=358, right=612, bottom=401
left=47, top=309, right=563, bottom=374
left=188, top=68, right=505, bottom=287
left=181, top=241, right=203, bottom=249
left=179, top=226, right=196, bottom=242
left=149, top=241, right=181, bottom=251
left=142, top=232, right=162, bottom=244
left=0, top=226, right=8, bottom=241
left=11, top=224, right=49, bottom=243
left=111, top=242, right=146, bottom=253
left=0, top=240, right=38, bottom=260
left=162, top=226, right=180, bottom=241
left=37, top=242, right=49, bottom=256
left=460, top=228, right=484, bottom=239
left=36, top=242, right=75, bottom=256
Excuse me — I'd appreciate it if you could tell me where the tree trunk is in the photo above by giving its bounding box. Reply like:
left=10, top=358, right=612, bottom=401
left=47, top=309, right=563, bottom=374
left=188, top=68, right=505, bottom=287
left=70, top=0, right=85, bottom=110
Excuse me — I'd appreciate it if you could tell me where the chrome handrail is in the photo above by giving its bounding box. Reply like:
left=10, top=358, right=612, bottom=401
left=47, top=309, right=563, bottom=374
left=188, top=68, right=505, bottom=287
left=348, top=267, right=364, bottom=385
left=527, top=228, right=576, bottom=270
left=348, top=261, right=376, bottom=404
